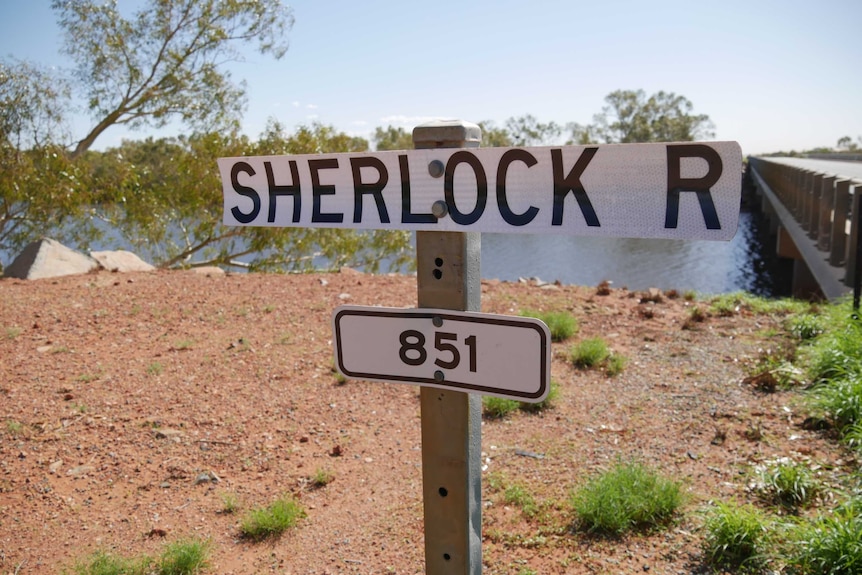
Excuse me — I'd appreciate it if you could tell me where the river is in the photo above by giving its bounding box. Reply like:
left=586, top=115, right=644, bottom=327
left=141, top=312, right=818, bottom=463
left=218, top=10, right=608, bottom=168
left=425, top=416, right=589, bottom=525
left=1, top=201, right=792, bottom=298
left=480, top=206, right=792, bottom=297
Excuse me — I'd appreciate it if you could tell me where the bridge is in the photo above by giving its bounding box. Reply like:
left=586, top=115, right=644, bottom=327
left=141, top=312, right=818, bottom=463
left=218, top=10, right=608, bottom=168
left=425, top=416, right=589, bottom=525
left=746, top=156, right=862, bottom=300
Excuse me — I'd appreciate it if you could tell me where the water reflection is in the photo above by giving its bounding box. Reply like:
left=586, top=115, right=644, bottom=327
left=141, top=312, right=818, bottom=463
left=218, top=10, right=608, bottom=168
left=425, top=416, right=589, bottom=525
left=481, top=209, right=792, bottom=297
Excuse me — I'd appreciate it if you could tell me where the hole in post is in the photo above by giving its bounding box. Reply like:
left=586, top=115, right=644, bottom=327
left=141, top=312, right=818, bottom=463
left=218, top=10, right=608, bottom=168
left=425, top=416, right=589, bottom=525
left=435, top=258, right=443, bottom=267
left=443, top=553, right=451, bottom=561
left=438, top=487, right=448, bottom=497
left=432, top=269, right=443, bottom=280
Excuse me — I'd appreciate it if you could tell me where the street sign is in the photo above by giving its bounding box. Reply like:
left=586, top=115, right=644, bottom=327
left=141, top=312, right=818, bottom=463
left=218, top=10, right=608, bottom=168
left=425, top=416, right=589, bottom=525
left=332, top=305, right=552, bottom=402
left=219, top=141, right=742, bottom=240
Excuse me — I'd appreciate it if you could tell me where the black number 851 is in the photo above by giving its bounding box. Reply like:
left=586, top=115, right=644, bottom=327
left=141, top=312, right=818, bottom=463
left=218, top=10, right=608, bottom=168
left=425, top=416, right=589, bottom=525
left=398, top=330, right=477, bottom=372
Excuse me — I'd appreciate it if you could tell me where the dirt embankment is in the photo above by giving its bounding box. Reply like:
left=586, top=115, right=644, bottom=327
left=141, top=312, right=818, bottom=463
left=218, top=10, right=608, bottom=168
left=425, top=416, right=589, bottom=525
left=0, top=270, right=846, bottom=574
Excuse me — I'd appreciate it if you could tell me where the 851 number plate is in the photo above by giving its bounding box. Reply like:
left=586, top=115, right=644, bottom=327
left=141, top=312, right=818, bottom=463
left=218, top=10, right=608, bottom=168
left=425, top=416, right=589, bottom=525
left=332, top=305, right=551, bottom=402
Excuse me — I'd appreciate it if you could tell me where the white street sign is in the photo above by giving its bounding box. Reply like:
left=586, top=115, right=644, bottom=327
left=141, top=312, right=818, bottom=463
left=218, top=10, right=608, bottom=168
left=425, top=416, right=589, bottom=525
left=332, top=306, right=552, bottom=402
left=219, top=141, right=742, bottom=240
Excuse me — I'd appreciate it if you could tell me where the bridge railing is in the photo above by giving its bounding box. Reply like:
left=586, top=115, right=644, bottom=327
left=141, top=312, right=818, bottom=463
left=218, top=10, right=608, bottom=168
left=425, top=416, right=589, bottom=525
left=748, top=157, right=862, bottom=298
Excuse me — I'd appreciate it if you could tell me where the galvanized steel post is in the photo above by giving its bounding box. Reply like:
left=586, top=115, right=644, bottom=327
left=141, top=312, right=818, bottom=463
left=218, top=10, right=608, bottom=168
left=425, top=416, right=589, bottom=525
left=412, top=120, right=483, bottom=574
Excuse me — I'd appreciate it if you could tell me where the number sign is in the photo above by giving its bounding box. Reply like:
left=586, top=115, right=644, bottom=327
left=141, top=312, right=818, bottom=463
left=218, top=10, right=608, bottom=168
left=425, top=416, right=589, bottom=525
left=332, top=306, right=552, bottom=402
left=219, top=141, right=742, bottom=240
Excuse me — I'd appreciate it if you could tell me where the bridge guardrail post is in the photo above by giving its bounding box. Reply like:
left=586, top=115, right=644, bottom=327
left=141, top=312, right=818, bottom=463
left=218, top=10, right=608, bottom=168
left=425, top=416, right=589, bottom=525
left=808, top=173, right=823, bottom=239
left=819, top=176, right=837, bottom=251
left=831, top=180, right=851, bottom=266
left=846, top=184, right=862, bottom=291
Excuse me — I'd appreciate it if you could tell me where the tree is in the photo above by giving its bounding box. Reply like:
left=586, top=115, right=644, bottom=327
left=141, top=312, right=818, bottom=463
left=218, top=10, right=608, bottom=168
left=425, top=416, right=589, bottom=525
left=836, top=136, right=859, bottom=152
left=372, top=125, right=413, bottom=151
left=83, top=122, right=413, bottom=272
left=0, top=60, right=87, bottom=258
left=53, top=0, right=295, bottom=158
left=504, top=114, right=563, bottom=146
left=590, top=89, right=714, bottom=144
left=477, top=121, right=512, bottom=148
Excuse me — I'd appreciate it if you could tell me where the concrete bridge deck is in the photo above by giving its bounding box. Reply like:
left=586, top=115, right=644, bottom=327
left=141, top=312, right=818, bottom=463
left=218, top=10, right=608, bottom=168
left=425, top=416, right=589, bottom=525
left=747, top=156, right=862, bottom=300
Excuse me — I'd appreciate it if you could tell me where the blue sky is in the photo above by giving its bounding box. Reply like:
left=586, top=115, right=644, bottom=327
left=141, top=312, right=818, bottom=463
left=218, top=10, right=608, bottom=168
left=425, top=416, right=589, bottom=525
left=1, top=0, right=860, bottom=156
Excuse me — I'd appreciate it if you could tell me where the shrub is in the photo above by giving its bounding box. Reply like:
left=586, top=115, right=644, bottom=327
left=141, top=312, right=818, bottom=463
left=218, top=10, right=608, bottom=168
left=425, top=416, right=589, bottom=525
left=570, top=460, right=682, bottom=534
left=702, top=501, right=771, bottom=573
left=240, top=495, right=305, bottom=541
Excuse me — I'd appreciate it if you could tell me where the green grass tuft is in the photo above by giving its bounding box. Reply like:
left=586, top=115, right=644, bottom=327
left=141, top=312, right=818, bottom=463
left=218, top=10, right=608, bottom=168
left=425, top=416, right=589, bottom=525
left=239, top=495, right=305, bottom=541
left=570, top=337, right=609, bottom=368
left=785, top=497, right=862, bottom=575
left=569, top=338, right=628, bottom=376
left=68, top=550, right=151, bottom=575
left=702, top=501, right=771, bottom=573
left=570, top=460, right=682, bottom=535
left=520, top=309, right=578, bottom=342
left=752, top=458, right=819, bottom=511
left=518, top=380, right=560, bottom=413
left=482, top=396, right=521, bottom=419
left=156, top=538, right=210, bottom=575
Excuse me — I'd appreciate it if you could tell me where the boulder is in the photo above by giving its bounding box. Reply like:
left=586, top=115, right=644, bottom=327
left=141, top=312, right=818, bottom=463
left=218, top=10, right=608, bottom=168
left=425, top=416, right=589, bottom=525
left=3, top=238, right=99, bottom=280
left=90, top=250, right=155, bottom=273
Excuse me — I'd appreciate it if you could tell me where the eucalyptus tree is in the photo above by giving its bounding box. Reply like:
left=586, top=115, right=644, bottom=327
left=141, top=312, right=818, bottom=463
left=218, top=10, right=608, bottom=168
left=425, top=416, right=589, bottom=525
left=372, top=126, right=413, bottom=151
left=0, top=59, right=87, bottom=260
left=54, top=0, right=295, bottom=158
left=589, top=89, right=715, bottom=144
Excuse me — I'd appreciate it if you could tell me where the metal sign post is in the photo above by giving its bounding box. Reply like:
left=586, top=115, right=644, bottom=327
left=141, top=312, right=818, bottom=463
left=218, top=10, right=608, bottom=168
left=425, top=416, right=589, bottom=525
left=413, top=120, right=483, bottom=574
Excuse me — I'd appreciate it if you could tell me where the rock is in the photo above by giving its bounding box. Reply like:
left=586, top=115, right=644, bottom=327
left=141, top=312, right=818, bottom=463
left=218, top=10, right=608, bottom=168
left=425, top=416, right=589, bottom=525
left=194, top=471, right=220, bottom=485
left=90, top=250, right=155, bottom=272
left=66, top=464, right=95, bottom=477
left=4, top=238, right=99, bottom=280
left=154, top=428, right=184, bottom=441
left=190, top=266, right=225, bottom=277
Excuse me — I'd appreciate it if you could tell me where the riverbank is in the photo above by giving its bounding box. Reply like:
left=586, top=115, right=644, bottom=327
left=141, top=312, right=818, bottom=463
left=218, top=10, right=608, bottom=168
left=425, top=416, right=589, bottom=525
left=0, top=269, right=846, bottom=574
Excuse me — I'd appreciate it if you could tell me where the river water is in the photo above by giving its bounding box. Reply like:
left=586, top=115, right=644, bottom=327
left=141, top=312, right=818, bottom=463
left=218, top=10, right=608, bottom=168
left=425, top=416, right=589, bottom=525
left=480, top=206, right=792, bottom=297
left=1, top=201, right=792, bottom=298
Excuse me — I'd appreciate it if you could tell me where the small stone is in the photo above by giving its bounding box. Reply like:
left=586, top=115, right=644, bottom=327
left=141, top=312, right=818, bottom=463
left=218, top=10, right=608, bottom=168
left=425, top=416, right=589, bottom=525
left=67, top=465, right=95, bottom=477
left=194, top=472, right=219, bottom=485
left=154, top=428, right=184, bottom=440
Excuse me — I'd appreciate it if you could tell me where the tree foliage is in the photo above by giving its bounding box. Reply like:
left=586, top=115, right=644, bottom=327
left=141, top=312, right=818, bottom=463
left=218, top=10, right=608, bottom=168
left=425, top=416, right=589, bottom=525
left=589, top=89, right=715, bottom=144
left=504, top=114, right=563, bottom=146
left=80, top=123, right=413, bottom=272
left=372, top=125, right=413, bottom=151
left=0, top=60, right=85, bottom=255
left=1, top=17, right=717, bottom=280
left=54, top=0, right=294, bottom=158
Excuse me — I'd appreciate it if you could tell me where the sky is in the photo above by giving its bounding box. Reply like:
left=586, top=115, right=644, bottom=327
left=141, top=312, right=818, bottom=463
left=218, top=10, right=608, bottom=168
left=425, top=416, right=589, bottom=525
left=1, top=0, right=861, bottom=157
